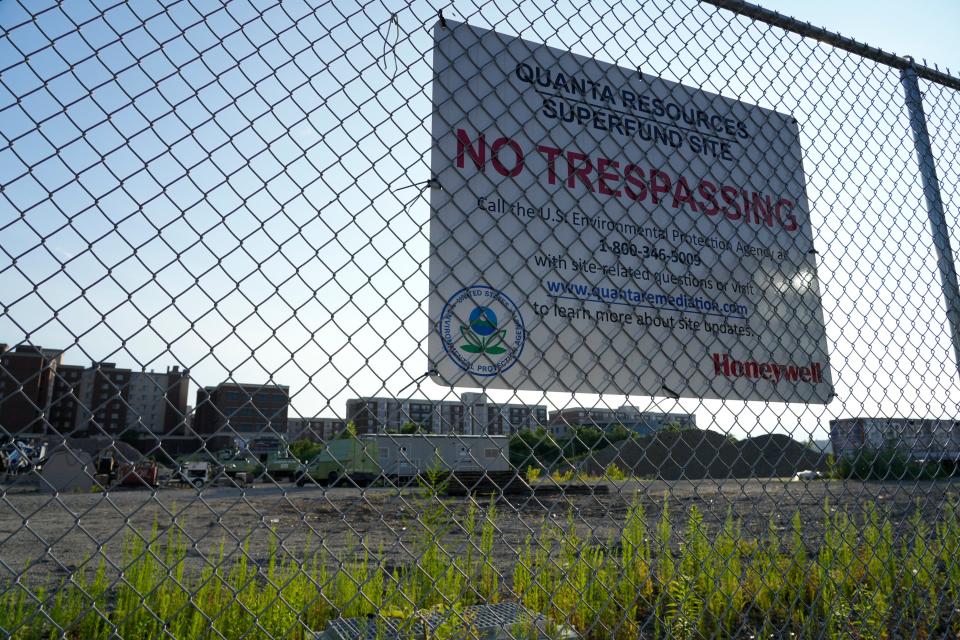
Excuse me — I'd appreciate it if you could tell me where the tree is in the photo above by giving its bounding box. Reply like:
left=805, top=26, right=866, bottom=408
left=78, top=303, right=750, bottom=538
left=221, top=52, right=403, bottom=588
left=337, top=421, right=358, bottom=439
left=289, top=439, right=324, bottom=462
left=399, top=422, right=430, bottom=434
left=509, top=428, right=562, bottom=470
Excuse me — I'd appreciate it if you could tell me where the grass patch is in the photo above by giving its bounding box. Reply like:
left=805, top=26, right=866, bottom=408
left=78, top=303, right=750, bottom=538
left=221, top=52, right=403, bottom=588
left=2, top=498, right=960, bottom=639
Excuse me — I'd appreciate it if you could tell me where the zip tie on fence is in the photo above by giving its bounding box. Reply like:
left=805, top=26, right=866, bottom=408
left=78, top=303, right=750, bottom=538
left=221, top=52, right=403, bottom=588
left=380, top=12, right=400, bottom=80
left=394, top=370, right=439, bottom=397
left=394, top=178, right=442, bottom=192
left=438, top=9, right=447, bottom=29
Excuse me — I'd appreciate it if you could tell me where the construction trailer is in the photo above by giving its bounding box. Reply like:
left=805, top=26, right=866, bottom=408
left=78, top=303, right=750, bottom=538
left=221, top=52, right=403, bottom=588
left=368, top=434, right=510, bottom=479
left=297, top=434, right=512, bottom=487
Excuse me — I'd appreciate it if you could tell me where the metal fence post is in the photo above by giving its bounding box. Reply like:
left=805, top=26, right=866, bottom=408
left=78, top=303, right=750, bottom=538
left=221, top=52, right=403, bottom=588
left=900, top=61, right=960, bottom=376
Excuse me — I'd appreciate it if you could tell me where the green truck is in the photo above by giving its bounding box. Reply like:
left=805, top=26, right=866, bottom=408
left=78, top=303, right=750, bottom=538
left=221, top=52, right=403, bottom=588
left=296, top=439, right=379, bottom=486
left=220, top=450, right=299, bottom=481
left=174, top=446, right=300, bottom=482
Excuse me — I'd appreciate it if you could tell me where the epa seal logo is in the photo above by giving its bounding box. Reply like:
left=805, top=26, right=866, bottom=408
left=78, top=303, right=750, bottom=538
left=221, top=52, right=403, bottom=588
left=439, top=285, right=525, bottom=376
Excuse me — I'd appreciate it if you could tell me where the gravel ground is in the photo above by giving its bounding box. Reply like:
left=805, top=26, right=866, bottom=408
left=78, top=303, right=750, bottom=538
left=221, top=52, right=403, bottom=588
left=1, top=477, right=958, bottom=587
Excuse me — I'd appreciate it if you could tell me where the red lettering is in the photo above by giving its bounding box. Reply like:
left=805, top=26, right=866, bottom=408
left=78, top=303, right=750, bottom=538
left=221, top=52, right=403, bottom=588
left=649, top=169, right=671, bottom=204
left=491, top=137, right=523, bottom=177
left=721, top=186, right=741, bottom=220
left=751, top=192, right=773, bottom=226
left=697, top=180, right=719, bottom=215
left=671, top=176, right=699, bottom=212
left=456, top=129, right=485, bottom=170
left=566, top=151, right=593, bottom=191
left=537, top=145, right=562, bottom=185
left=596, top=158, right=621, bottom=196
left=711, top=353, right=825, bottom=385
left=624, top=164, right=647, bottom=201
left=777, top=198, right=798, bottom=231
left=492, top=141, right=803, bottom=233
left=712, top=352, right=726, bottom=376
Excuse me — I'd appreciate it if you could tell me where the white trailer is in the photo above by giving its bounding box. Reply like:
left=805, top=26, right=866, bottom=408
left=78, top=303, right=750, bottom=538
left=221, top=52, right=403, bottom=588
left=361, top=434, right=510, bottom=479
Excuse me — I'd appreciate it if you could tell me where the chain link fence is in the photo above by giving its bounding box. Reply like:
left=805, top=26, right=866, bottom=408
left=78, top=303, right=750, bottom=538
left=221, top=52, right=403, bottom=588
left=2, top=0, right=960, bottom=637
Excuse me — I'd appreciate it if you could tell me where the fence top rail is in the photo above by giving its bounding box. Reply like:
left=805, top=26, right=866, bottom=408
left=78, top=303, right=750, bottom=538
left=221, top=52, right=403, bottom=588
left=701, top=0, right=960, bottom=91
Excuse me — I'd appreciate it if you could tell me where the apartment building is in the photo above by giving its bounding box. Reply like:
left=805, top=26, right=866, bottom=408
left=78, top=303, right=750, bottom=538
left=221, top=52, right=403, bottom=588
left=830, top=417, right=960, bottom=461
left=0, top=344, right=190, bottom=438
left=194, top=382, right=290, bottom=439
left=0, top=344, right=63, bottom=434
left=286, top=417, right=349, bottom=441
left=345, top=393, right=547, bottom=435
left=547, top=406, right=697, bottom=438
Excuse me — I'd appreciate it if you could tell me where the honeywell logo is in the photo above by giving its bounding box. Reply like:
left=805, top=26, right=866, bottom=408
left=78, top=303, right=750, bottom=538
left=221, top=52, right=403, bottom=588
left=712, top=352, right=824, bottom=384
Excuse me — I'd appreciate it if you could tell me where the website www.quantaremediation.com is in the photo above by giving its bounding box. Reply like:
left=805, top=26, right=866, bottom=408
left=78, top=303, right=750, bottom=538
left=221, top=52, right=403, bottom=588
left=544, top=280, right=749, bottom=319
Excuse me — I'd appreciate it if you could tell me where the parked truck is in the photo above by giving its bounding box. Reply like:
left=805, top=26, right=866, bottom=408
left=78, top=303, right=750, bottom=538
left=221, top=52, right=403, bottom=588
left=296, top=439, right=379, bottom=486
left=220, top=449, right=300, bottom=481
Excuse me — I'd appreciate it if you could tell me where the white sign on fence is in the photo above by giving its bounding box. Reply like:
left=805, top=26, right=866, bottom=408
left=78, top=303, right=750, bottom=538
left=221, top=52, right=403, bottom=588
left=427, top=20, right=833, bottom=403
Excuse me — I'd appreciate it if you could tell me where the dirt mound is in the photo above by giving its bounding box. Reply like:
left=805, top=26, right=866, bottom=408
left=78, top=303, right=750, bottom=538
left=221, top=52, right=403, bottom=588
left=583, top=429, right=825, bottom=479
left=45, top=437, right=142, bottom=464
left=733, top=434, right=824, bottom=478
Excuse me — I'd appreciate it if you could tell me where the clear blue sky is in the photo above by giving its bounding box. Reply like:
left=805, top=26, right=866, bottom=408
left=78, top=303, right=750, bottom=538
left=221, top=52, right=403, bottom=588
left=1, top=0, right=958, bottom=438
left=756, top=0, right=960, bottom=72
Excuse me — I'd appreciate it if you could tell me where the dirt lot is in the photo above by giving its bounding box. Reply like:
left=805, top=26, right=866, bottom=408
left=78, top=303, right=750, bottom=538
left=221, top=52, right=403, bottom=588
left=1, top=477, right=957, bottom=586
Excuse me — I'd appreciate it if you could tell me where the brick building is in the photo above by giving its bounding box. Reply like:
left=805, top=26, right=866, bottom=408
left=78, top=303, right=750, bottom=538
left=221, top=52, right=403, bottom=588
left=0, top=344, right=190, bottom=439
left=194, top=382, right=290, bottom=440
left=0, top=344, right=63, bottom=434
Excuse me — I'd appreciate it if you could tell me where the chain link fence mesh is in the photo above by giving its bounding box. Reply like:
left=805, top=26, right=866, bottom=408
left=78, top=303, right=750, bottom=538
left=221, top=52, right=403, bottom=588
left=2, top=0, right=960, bottom=638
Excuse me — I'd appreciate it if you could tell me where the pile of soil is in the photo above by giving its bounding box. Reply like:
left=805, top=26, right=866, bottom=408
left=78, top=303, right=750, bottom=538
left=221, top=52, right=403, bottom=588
left=582, top=429, right=826, bottom=479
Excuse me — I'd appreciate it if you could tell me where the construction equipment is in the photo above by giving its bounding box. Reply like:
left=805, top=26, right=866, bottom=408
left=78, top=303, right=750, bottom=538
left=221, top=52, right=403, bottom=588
left=0, top=438, right=48, bottom=476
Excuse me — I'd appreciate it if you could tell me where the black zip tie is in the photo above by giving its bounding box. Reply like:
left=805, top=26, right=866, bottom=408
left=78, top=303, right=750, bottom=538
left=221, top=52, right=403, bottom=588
left=395, top=178, right=442, bottom=192
left=438, top=9, right=447, bottom=28
left=380, top=13, right=399, bottom=80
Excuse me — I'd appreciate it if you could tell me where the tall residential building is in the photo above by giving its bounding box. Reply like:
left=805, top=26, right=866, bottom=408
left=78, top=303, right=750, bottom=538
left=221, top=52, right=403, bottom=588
left=48, top=363, right=84, bottom=434
left=125, top=366, right=190, bottom=434
left=830, top=417, right=960, bottom=460
left=194, top=382, right=290, bottom=438
left=0, top=344, right=190, bottom=438
left=287, top=417, right=348, bottom=441
left=345, top=394, right=547, bottom=435
left=0, top=344, right=63, bottom=434
left=74, top=362, right=132, bottom=436
left=547, top=406, right=697, bottom=438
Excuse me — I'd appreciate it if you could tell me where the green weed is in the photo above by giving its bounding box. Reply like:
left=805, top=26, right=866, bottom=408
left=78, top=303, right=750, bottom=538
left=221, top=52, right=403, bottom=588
left=2, top=499, right=960, bottom=639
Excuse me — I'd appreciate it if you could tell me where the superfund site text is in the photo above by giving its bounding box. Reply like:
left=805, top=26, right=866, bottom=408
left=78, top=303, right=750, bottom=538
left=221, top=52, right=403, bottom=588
left=514, top=62, right=750, bottom=162
left=455, top=129, right=801, bottom=233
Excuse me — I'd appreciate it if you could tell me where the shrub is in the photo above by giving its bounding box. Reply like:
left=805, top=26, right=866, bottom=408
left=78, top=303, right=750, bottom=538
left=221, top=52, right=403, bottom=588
left=835, top=448, right=946, bottom=480
left=524, top=466, right=541, bottom=483
left=605, top=463, right=627, bottom=482
left=289, top=439, right=324, bottom=462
